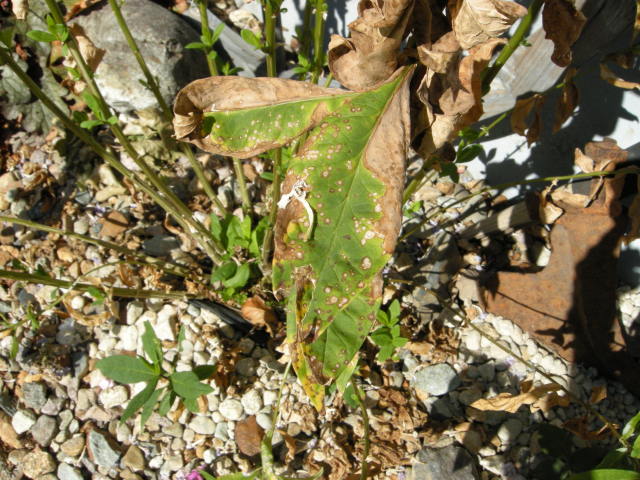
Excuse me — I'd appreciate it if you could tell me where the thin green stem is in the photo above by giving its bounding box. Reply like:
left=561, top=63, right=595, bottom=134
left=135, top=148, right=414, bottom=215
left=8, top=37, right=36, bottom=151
left=107, top=0, right=226, bottom=213
left=0, top=215, right=189, bottom=277
left=232, top=158, right=251, bottom=214
left=0, top=269, right=196, bottom=300
left=43, top=0, right=223, bottom=262
left=310, top=0, right=327, bottom=84
left=481, top=0, right=544, bottom=95
left=261, top=149, right=282, bottom=269
left=197, top=0, right=219, bottom=76
left=351, top=378, right=370, bottom=480
left=400, top=167, right=639, bottom=242
left=263, top=0, right=280, bottom=78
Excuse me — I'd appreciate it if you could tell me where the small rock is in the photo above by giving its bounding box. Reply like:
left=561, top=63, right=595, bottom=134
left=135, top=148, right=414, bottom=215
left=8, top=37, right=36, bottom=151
left=154, top=305, right=177, bottom=341
left=73, top=217, right=90, bottom=235
left=21, top=449, right=57, bottom=479
left=87, top=430, right=121, bottom=468
left=11, top=409, right=36, bottom=434
left=99, top=386, right=129, bottom=409
left=219, top=398, right=244, bottom=421
left=60, top=434, right=85, bottom=457
left=478, top=362, right=495, bottom=382
left=410, top=445, right=479, bottom=480
left=162, top=454, right=184, bottom=473
left=123, top=445, right=145, bottom=472
left=41, top=396, right=64, bottom=416
left=188, top=416, right=215, bottom=435
left=465, top=330, right=482, bottom=351
left=118, top=325, right=139, bottom=351
left=255, top=413, right=272, bottom=431
left=497, top=418, right=523, bottom=445
left=214, top=422, right=229, bottom=441
left=30, top=415, right=57, bottom=447
left=99, top=211, right=129, bottom=237
left=241, top=389, right=263, bottom=415
left=126, top=301, right=145, bottom=324
left=57, top=463, right=84, bottom=480
left=236, top=357, right=258, bottom=377
left=143, top=235, right=180, bottom=257
left=22, top=382, right=48, bottom=411
left=69, top=295, right=85, bottom=311
left=0, top=412, right=22, bottom=448
left=412, top=363, right=461, bottom=396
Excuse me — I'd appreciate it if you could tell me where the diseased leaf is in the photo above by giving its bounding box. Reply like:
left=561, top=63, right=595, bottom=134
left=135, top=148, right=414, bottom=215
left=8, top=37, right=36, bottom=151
left=542, top=0, right=586, bottom=67
left=96, top=355, right=158, bottom=384
left=453, top=0, right=527, bottom=49
left=174, top=68, right=413, bottom=409
left=327, top=0, right=413, bottom=91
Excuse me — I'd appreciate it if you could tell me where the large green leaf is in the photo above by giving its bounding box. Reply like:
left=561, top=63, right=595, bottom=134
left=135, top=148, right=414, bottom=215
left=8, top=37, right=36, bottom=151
left=96, top=355, right=158, bottom=384
left=174, top=68, right=413, bottom=408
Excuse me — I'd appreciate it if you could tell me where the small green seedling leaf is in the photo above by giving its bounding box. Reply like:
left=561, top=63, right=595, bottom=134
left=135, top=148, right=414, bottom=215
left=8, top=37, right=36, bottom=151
left=456, top=143, right=484, bottom=163
left=120, top=379, right=158, bottom=424
left=0, top=28, right=14, bottom=48
left=241, top=29, right=262, bottom=49
left=211, top=260, right=237, bottom=284
left=82, top=91, right=103, bottom=117
left=139, top=387, right=163, bottom=428
left=222, top=262, right=250, bottom=289
left=141, top=321, right=163, bottom=366
left=26, top=30, right=56, bottom=43
left=211, top=23, right=225, bottom=44
left=169, top=371, right=214, bottom=399
left=157, top=389, right=175, bottom=416
left=96, top=355, right=158, bottom=384
left=185, top=41, right=206, bottom=49
left=86, top=286, right=106, bottom=305
left=183, top=396, right=200, bottom=413
left=193, top=364, right=216, bottom=380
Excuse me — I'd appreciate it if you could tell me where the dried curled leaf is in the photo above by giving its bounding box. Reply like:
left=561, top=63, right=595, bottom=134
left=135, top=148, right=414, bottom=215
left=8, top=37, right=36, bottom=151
left=542, top=0, right=586, bottom=67
left=553, top=67, right=578, bottom=133
left=416, top=38, right=505, bottom=157
left=599, top=63, right=640, bottom=91
left=240, top=296, right=277, bottom=335
left=173, top=68, right=414, bottom=409
left=470, top=381, right=569, bottom=413
left=328, top=0, right=413, bottom=91
left=453, top=0, right=527, bottom=49
left=510, top=93, right=544, bottom=145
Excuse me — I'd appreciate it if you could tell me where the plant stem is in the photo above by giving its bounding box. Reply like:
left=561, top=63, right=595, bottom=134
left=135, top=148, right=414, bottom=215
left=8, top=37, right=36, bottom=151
left=0, top=215, right=189, bottom=277
left=0, top=269, right=196, bottom=300
left=197, top=0, right=219, bottom=76
left=232, top=158, right=251, bottom=214
left=404, top=111, right=509, bottom=203
left=263, top=0, right=280, bottom=78
left=260, top=0, right=283, bottom=269
left=107, top=0, right=226, bottom=214
left=43, top=0, right=223, bottom=262
left=310, top=0, right=327, bottom=84
left=351, top=378, right=370, bottom=480
left=297, top=0, right=314, bottom=80
left=481, top=0, right=544, bottom=95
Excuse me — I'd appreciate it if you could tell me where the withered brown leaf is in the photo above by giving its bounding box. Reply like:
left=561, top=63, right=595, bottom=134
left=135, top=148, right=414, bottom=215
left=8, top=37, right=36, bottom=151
left=542, top=0, right=586, bottom=67
left=553, top=67, right=579, bottom=133
left=453, top=0, right=527, bottom=50
left=327, top=0, right=413, bottom=91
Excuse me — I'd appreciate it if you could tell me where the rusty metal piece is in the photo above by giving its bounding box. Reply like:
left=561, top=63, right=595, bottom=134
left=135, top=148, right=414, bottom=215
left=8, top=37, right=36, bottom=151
left=482, top=140, right=640, bottom=395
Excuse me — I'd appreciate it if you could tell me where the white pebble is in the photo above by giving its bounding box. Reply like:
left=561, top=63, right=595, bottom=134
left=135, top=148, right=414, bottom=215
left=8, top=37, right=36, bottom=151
left=12, top=409, right=36, bottom=434
left=219, top=398, right=244, bottom=421
left=126, top=301, right=145, bottom=325
left=118, top=325, right=138, bottom=351
left=256, top=413, right=272, bottom=431
left=70, top=295, right=86, bottom=311
left=188, top=416, right=215, bottom=435
left=155, top=306, right=177, bottom=341
left=241, top=389, right=263, bottom=415
left=263, top=390, right=278, bottom=406
left=497, top=418, right=523, bottom=445
left=465, top=330, right=481, bottom=351
left=99, top=386, right=129, bottom=409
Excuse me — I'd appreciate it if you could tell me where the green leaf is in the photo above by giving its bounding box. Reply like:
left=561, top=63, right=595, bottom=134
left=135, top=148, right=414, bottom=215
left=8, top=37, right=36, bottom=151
left=249, top=217, right=268, bottom=258
left=193, top=364, right=216, bottom=380
left=622, top=411, right=640, bottom=440
left=96, top=355, right=158, bottom=384
left=568, top=470, right=640, bottom=480
left=211, top=260, right=237, bottom=284
left=169, top=371, right=214, bottom=399
left=241, top=29, right=262, bottom=49
left=87, top=286, right=105, bottom=304
left=120, top=380, right=158, bottom=423
left=388, top=299, right=400, bottom=320
left=185, top=42, right=206, bottom=49
left=183, top=396, right=199, bottom=413
left=139, top=387, right=163, bottom=427
left=80, top=119, right=104, bottom=129
left=141, top=321, right=163, bottom=366
left=456, top=143, right=484, bottom=163
left=632, top=435, right=640, bottom=459
left=210, top=213, right=223, bottom=243
left=0, top=28, right=14, bottom=47
left=9, top=336, right=18, bottom=359
left=211, top=23, right=225, bottom=44
left=226, top=215, right=250, bottom=249
left=201, top=471, right=262, bottom=480
left=222, top=262, right=250, bottom=289
left=82, top=91, right=102, bottom=117
left=157, top=390, right=176, bottom=416
left=177, top=325, right=186, bottom=354
left=26, top=30, right=56, bottom=43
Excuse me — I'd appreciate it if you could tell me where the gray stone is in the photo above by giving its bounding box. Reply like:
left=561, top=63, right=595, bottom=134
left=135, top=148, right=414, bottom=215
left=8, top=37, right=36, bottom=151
left=40, top=396, right=65, bottom=416
left=497, top=418, right=523, bottom=445
left=410, top=446, right=479, bottom=480
left=87, top=430, right=121, bottom=468
left=236, top=357, right=258, bottom=377
left=11, top=409, right=36, bottom=434
left=412, top=363, right=460, bottom=396
left=143, top=235, right=181, bottom=257
left=21, top=450, right=57, bottom=479
left=22, top=382, right=48, bottom=411
left=214, top=422, right=229, bottom=441
left=57, top=463, right=84, bottom=480
left=70, top=0, right=208, bottom=112
left=123, top=445, right=145, bottom=472
left=30, top=415, right=57, bottom=447
left=188, top=416, right=215, bottom=435
left=240, top=389, right=262, bottom=415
